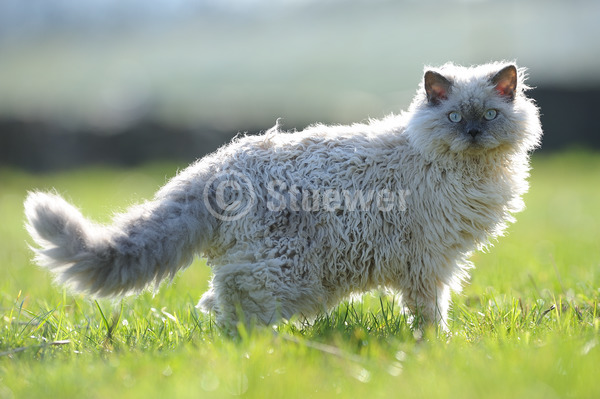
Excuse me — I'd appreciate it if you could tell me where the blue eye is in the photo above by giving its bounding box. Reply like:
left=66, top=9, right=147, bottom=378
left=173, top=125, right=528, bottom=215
left=448, top=111, right=462, bottom=123
left=484, top=109, right=498, bottom=121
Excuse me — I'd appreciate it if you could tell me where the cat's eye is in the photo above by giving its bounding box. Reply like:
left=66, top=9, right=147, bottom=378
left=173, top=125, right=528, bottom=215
left=484, top=109, right=498, bottom=121
left=448, top=112, right=462, bottom=123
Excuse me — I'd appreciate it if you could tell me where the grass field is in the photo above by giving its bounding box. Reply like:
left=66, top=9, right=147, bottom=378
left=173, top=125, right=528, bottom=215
left=1, top=151, right=599, bottom=399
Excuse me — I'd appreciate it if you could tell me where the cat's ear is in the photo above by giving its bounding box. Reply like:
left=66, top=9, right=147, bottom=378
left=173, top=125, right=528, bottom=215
left=491, top=65, right=517, bottom=101
left=424, top=71, right=452, bottom=105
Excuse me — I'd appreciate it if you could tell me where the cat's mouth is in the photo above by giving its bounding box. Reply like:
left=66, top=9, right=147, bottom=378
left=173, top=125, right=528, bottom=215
left=468, top=135, right=486, bottom=147
left=450, top=134, right=502, bottom=154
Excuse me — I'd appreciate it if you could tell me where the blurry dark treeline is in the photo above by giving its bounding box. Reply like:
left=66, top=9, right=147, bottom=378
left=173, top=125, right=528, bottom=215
left=0, top=86, right=598, bottom=173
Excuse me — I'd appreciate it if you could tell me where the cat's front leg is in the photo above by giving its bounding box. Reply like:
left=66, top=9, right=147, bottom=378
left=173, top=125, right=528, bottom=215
left=402, top=279, right=451, bottom=332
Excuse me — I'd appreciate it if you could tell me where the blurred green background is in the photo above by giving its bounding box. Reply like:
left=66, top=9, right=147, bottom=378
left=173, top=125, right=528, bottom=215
left=0, top=0, right=599, bottom=171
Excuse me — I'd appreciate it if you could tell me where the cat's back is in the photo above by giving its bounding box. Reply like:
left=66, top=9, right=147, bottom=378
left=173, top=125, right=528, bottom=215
left=205, top=114, right=408, bottom=168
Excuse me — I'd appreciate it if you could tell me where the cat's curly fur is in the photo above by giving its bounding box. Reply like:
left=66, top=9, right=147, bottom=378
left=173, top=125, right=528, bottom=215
left=25, top=62, right=542, bottom=330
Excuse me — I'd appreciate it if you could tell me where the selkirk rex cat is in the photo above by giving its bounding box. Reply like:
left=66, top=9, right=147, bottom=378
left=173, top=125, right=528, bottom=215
left=25, top=62, right=542, bottom=331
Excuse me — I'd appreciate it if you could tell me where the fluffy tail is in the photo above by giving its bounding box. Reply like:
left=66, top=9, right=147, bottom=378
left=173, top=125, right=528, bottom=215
left=24, top=190, right=212, bottom=297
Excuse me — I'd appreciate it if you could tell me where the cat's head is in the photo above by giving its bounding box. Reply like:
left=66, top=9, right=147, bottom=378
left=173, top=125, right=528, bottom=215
left=406, top=62, right=542, bottom=159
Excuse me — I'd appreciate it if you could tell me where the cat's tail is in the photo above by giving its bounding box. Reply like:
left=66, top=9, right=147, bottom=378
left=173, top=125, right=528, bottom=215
left=24, top=189, right=215, bottom=297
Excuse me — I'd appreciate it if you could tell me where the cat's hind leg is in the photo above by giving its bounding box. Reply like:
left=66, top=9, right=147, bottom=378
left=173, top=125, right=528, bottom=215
left=198, top=260, right=322, bottom=330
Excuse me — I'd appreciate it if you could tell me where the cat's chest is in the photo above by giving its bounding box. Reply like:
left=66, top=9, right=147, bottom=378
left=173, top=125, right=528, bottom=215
left=409, top=165, right=511, bottom=242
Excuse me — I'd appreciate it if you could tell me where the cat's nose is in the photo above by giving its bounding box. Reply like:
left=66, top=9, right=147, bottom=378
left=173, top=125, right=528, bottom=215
left=467, top=129, right=481, bottom=138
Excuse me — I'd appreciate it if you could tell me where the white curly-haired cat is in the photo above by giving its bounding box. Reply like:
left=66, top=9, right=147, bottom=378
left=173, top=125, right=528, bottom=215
left=25, top=62, right=542, bottom=331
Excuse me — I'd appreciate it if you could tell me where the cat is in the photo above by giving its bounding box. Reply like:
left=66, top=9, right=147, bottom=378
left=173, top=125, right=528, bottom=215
left=24, top=62, right=542, bottom=331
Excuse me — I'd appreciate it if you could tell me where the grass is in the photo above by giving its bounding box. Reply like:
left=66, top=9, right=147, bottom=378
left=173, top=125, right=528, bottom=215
left=1, top=151, right=599, bottom=399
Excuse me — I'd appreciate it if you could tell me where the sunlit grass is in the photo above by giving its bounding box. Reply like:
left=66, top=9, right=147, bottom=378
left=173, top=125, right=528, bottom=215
left=1, top=151, right=599, bottom=398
